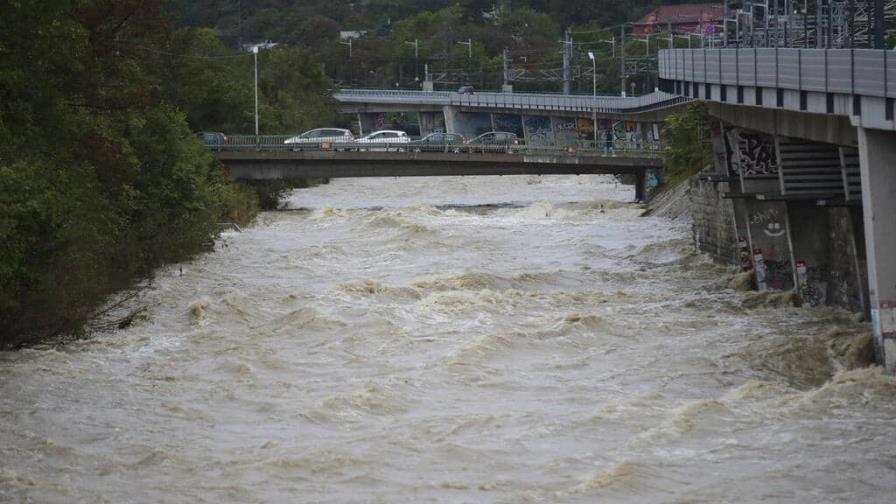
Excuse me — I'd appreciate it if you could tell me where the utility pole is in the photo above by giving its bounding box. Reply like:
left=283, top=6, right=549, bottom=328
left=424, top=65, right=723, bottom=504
left=874, top=0, right=885, bottom=49
left=723, top=1, right=728, bottom=47
left=253, top=46, right=259, bottom=138
left=562, top=28, right=572, bottom=95
left=773, top=0, right=780, bottom=47
left=620, top=24, right=626, bottom=97
left=600, top=38, right=616, bottom=57
left=502, top=48, right=511, bottom=91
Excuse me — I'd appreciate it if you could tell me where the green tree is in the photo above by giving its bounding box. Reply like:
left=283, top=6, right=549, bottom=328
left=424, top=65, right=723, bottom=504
left=663, top=102, right=711, bottom=186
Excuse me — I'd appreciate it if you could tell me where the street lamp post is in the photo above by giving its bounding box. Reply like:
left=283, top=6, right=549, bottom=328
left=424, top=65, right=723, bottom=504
left=340, top=38, right=353, bottom=84
left=253, top=45, right=259, bottom=139
left=405, top=39, right=419, bottom=82
left=588, top=51, right=597, bottom=149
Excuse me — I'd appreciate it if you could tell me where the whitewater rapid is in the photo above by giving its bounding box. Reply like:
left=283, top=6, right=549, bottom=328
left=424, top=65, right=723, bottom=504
left=1, top=175, right=894, bottom=503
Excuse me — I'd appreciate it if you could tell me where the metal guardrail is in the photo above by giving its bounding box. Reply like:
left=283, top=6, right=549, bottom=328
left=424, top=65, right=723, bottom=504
left=334, top=89, right=690, bottom=114
left=659, top=48, right=896, bottom=99
left=207, top=134, right=664, bottom=158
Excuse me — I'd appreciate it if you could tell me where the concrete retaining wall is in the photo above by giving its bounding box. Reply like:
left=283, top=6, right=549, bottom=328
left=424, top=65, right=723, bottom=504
left=688, top=176, right=739, bottom=265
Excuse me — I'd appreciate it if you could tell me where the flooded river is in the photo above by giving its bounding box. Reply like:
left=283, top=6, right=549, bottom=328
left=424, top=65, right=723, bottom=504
left=1, top=175, right=895, bottom=503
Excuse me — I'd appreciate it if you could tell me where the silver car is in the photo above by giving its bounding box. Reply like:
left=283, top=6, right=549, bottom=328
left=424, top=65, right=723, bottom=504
left=284, top=128, right=354, bottom=150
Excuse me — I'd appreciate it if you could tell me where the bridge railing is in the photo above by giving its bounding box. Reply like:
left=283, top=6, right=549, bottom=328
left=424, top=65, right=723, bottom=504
left=211, top=134, right=664, bottom=158
left=660, top=47, right=896, bottom=100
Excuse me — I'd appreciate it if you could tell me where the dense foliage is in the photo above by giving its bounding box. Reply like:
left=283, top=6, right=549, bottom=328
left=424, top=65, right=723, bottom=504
left=0, top=0, right=336, bottom=346
left=167, top=0, right=716, bottom=94
left=662, top=102, right=711, bottom=186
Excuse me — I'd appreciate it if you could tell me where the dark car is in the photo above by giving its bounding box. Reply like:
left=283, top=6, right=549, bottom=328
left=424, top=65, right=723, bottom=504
left=465, top=131, right=523, bottom=152
left=409, top=132, right=466, bottom=152
left=197, top=131, right=228, bottom=150
left=457, top=85, right=475, bottom=94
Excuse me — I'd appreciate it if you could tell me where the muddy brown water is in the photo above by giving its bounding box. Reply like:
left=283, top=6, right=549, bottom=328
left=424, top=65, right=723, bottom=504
left=1, top=175, right=894, bottom=503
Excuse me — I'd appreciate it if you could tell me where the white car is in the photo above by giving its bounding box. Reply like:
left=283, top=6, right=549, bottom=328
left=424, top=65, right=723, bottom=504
left=284, top=128, right=354, bottom=150
left=354, top=130, right=410, bottom=150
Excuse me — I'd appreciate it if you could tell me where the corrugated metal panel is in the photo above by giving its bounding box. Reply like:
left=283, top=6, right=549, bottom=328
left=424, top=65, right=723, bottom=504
left=720, top=49, right=739, bottom=86
left=854, top=50, right=886, bottom=96
left=800, top=51, right=826, bottom=92
left=739, top=50, right=757, bottom=86
left=777, top=138, right=845, bottom=196
left=778, top=49, right=801, bottom=88
left=827, top=52, right=853, bottom=94
left=756, top=49, right=777, bottom=87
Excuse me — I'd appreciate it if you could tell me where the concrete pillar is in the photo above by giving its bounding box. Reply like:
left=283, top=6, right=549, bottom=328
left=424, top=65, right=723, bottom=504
left=857, top=127, right=896, bottom=372
left=635, top=171, right=646, bottom=202
left=442, top=106, right=458, bottom=134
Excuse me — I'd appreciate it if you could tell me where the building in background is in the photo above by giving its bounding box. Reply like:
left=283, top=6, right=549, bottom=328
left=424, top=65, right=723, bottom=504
left=632, top=3, right=724, bottom=35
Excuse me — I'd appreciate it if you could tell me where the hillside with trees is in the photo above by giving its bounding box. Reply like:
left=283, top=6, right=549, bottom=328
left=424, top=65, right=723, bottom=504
left=0, top=0, right=339, bottom=346
left=167, top=0, right=717, bottom=93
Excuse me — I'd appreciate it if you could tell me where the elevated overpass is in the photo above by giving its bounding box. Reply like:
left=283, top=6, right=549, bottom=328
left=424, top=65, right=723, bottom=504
left=659, top=47, right=896, bottom=372
left=332, top=89, right=689, bottom=150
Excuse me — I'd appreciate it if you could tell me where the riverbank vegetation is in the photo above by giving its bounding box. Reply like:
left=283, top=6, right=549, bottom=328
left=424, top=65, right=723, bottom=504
left=662, top=102, right=712, bottom=187
left=0, top=1, right=337, bottom=347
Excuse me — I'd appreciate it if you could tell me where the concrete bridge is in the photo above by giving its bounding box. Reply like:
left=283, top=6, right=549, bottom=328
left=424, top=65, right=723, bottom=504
left=213, top=137, right=664, bottom=202
left=659, top=46, right=896, bottom=372
left=333, top=89, right=689, bottom=150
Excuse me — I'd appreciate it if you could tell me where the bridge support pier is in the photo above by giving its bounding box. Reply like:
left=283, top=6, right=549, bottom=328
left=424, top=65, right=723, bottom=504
left=635, top=171, right=646, bottom=203
left=857, top=127, right=896, bottom=373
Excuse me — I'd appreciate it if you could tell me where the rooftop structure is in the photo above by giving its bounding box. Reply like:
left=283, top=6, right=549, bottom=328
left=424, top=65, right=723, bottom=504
left=632, top=3, right=724, bottom=35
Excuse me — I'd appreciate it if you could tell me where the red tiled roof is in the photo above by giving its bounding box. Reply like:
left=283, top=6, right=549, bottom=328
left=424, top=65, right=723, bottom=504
left=634, top=3, right=724, bottom=27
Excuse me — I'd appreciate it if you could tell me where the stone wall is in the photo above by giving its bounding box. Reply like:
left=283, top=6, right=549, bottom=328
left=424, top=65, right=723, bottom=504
left=688, top=176, right=739, bottom=265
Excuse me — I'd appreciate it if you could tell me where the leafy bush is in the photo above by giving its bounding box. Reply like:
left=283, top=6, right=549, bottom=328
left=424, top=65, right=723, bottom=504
left=662, top=102, right=712, bottom=187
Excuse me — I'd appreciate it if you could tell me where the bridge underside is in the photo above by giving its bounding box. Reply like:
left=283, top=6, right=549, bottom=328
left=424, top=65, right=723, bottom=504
left=215, top=151, right=662, bottom=201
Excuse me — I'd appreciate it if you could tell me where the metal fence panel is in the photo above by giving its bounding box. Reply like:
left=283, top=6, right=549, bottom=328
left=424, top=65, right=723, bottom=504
left=755, top=49, right=778, bottom=87
left=739, top=50, right=757, bottom=86
left=720, top=49, right=739, bottom=86
left=777, top=49, right=801, bottom=88
left=854, top=50, right=886, bottom=97
left=826, top=51, right=853, bottom=95
left=800, top=50, right=826, bottom=92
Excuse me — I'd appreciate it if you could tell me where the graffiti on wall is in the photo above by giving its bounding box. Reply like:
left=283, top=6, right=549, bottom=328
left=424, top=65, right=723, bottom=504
left=726, top=128, right=778, bottom=176
left=524, top=116, right=553, bottom=146
left=494, top=114, right=524, bottom=137
left=747, top=202, right=793, bottom=291
left=575, top=118, right=595, bottom=142
left=552, top=117, right=579, bottom=146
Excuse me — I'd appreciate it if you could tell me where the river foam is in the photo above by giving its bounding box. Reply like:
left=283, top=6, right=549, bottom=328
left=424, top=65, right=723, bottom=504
left=1, top=175, right=894, bottom=503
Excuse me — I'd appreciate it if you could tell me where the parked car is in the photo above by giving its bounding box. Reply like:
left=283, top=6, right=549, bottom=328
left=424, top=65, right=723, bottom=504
left=284, top=128, right=354, bottom=150
left=354, top=130, right=411, bottom=151
left=465, top=131, right=523, bottom=152
left=197, top=131, right=228, bottom=150
left=409, top=132, right=465, bottom=152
